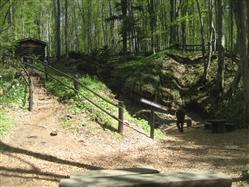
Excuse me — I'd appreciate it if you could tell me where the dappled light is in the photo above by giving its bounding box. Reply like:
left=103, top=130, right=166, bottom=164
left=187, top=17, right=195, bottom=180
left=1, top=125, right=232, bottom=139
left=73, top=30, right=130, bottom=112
left=0, top=0, right=249, bottom=186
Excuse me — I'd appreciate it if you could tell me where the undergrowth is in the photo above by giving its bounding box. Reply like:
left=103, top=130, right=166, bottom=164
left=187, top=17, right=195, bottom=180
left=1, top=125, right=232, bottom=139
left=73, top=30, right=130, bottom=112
left=46, top=71, right=164, bottom=138
left=0, top=109, right=12, bottom=138
left=0, top=63, right=26, bottom=137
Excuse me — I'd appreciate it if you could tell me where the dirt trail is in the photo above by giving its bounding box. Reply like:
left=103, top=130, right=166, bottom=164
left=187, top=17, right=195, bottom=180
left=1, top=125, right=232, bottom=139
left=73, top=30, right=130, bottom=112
left=0, top=75, right=248, bottom=187
left=0, top=75, right=155, bottom=186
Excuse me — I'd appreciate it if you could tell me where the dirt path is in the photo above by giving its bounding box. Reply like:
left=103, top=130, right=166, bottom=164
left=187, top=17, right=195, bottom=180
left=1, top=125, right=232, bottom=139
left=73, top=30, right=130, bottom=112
left=0, top=75, right=155, bottom=186
left=0, top=76, right=248, bottom=187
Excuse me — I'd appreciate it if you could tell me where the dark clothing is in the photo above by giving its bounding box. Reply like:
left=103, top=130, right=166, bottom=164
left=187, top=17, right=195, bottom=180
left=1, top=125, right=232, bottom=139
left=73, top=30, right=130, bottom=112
left=176, top=108, right=185, bottom=133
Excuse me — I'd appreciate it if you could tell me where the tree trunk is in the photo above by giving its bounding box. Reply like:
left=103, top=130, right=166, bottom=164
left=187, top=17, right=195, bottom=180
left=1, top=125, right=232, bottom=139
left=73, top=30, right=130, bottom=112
left=180, top=0, right=186, bottom=49
left=229, top=0, right=234, bottom=52
left=216, top=0, right=225, bottom=97
left=205, top=0, right=215, bottom=80
left=236, top=0, right=249, bottom=120
left=169, top=0, right=174, bottom=46
left=121, top=0, right=128, bottom=55
left=226, top=65, right=241, bottom=97
left=196, top=0, right=207, bottom=80
left=55, top=0, right=61, bottom=59
left=108, top=0, right=115, bottom=47
left=65, top=0, right=69, bottom=57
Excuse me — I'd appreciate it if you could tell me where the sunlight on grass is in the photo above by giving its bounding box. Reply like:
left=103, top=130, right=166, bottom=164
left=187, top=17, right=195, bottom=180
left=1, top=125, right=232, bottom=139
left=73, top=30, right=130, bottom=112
left=46, top=73, right=165, bottom=138
left=0, top=110, right=12, bottom=138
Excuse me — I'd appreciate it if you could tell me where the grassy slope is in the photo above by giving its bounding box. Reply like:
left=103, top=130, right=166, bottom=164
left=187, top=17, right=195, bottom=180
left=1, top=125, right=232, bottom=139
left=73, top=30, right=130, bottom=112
left=44, top=63, right=165, bottom=138
left=0, top=63, right=27, bottom=137
left=109, top=50, right=243, bottom=123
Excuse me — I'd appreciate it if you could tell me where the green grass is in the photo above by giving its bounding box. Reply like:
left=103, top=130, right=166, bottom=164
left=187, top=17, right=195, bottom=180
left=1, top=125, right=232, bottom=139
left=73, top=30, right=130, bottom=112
left=0, top=64, right=27, bottom=107
left=0, top=63, right=27, bottom=137
left=0, top=109, right=12, bottom=138
left=242, top=170, right=249, bottom=180
left=46, top=71, right=165, bottom=138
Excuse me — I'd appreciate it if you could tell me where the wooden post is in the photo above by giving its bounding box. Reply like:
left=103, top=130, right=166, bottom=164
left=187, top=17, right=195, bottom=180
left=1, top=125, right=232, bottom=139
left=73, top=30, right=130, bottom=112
left=28, top=78, right=34, bottom=111
left=73, top=75, right=80, bottom=94
left=118, top=101, right=124, bottom=134
left=44, top=64, right=48, bottom=81
left=150, top=109, right=155, bottom=139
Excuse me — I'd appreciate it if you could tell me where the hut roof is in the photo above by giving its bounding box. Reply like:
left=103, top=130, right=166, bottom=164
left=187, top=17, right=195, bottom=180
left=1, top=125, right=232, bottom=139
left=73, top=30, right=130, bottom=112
left=16, top=38, right=47, bottom=46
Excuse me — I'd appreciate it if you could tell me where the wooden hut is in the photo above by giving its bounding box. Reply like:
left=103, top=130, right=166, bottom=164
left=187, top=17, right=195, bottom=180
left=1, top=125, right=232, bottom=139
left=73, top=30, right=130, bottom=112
left=16, top=38, right=47, bottom=62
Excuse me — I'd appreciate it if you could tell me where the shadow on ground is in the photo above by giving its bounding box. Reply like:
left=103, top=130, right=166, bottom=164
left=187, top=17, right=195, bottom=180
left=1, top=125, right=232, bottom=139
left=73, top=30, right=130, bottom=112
left=0, top=141, right=102, bottom=183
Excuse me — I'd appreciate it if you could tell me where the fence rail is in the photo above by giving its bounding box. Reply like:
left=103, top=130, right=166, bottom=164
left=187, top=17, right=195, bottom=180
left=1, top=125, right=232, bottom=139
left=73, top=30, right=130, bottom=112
left=140, top=98, right=169, bottom=139
left=20, top=60, right=125, bottom=134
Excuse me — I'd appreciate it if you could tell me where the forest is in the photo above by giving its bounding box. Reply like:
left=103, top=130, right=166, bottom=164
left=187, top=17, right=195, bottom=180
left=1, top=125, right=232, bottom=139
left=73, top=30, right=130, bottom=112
left=0, top=0, right=249, bottom=186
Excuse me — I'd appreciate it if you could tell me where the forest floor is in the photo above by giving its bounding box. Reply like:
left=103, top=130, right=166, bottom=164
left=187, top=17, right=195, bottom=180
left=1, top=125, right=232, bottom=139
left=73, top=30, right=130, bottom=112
left=0, top=75, right=248, bottom=187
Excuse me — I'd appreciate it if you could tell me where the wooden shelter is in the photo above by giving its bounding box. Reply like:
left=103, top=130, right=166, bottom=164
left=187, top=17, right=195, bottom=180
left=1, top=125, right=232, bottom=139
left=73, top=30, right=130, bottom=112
left=16, top=38, right=47, bottom=62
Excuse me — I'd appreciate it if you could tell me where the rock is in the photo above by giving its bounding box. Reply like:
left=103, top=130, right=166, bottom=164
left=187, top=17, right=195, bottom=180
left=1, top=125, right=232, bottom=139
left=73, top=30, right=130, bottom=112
left=66, top=114, right=73, bottom=120
left=50, top=130, right=58, bottom=136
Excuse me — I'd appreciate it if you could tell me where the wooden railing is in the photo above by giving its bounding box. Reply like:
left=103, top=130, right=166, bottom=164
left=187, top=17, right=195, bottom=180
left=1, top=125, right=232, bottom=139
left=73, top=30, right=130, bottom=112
left=140, top=98, right=168, bottom=139
left=20, top=60, right=125, bottom=134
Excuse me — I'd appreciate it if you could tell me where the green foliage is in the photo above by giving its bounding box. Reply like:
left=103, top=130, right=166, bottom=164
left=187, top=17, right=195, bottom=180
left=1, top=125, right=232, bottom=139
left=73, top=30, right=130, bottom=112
left=46, top=72, right=164, bottom=138
left=0, top=64, right=27, bottom=107
left=0, top=109, right=12, bottom=138
left=46, top=75, right=75, bottom=100
left=242, top=170, right=249, bottom=180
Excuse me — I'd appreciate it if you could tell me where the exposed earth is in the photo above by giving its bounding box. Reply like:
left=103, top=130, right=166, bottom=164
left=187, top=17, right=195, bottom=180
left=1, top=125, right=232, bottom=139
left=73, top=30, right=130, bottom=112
left=0, top=76, right=248, bottom=187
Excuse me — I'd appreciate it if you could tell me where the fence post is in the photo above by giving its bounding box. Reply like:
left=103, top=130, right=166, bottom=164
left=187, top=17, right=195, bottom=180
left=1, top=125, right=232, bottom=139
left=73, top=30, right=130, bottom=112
left=73, top=74, right=80, bottom=94
left=28, top=77, right=34, bottom=111
left=118, top=101, right=124, bottom=134
left=150, top=109, right=155, bottom=139
left=44, top=63, right=48, bottom=81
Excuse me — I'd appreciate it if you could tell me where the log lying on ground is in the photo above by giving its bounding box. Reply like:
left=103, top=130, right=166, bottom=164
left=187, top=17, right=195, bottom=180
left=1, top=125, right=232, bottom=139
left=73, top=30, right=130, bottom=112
left=59, top=169, right=232, bottom=187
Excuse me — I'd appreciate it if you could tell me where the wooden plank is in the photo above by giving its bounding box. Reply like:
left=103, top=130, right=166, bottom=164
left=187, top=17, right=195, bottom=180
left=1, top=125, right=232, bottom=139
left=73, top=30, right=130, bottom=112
left=140, top=98, right=168, bottom=112
left=70, top=168, right=159, bottom=179
left=59, top=171, right=232, bottom=187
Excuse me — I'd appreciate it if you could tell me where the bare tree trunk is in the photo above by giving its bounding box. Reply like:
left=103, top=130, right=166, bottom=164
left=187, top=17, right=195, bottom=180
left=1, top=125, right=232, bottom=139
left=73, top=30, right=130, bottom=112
left=229, top=0, right=234, bottom=52
left=205, top=0, right=215, bottom=79
left=65, top=0, right=69, bottom=57
left=180, top=0, right=186, bottom=49
left=226, top=65, right=241, bottom=97
left=196, top=0, right=207, bottom=80
left=206, top=23, right=215, bottom=79
left=121, top=0, right=128, bottom=55
left=55, top=0, right=61, bottom=59
left=169, top=0, right=174, bottom=45
left=216, top=0, right=225, bottom=97
left=108, top=0, right=114, bottom=47
left=236, top=0, right=249, bottom=119
left=148, top=0, right=156, bottom=54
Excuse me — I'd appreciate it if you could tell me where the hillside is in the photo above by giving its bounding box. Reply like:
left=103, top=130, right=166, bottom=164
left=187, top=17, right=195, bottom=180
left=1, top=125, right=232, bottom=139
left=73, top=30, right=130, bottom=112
left=0, top=54, right=248, bottom=186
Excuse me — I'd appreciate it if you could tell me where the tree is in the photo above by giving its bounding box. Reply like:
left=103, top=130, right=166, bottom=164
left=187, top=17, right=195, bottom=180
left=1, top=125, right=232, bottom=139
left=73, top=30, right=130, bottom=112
left=64, top=0, right=69, bottom=57
left=216, top=0, right=225, bottom=98
left=235, top=0, right=249, bottom=120
left=54, top=0, right=61, bottom=58
left=196, top=0, right=206, bottom=80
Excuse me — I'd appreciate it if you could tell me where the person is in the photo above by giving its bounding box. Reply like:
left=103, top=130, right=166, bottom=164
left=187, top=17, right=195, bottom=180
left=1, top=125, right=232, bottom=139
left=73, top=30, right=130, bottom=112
left=176, top=107, right=185, bottom=133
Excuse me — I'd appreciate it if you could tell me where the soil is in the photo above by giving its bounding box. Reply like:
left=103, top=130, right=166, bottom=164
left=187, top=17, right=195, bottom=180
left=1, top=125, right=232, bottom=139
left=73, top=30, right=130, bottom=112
left=0, top=76, right=248, bottom=187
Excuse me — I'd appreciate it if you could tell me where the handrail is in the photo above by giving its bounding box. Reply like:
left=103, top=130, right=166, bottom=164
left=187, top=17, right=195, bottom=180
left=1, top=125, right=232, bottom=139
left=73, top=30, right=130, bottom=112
left=140, top=98, right=169, bottom=139
left=43, top=63, right=118, bottom=107
left=20, top=60, right=125, bottom=134
left=140, top=98, right=168, bottom=112
left=21, top=61, right=123, bottom=122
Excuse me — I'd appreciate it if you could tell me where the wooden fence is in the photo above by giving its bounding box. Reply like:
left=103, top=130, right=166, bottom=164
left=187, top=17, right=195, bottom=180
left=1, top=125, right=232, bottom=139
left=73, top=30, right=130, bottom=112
left=19, top=60, right=125, bottom=135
